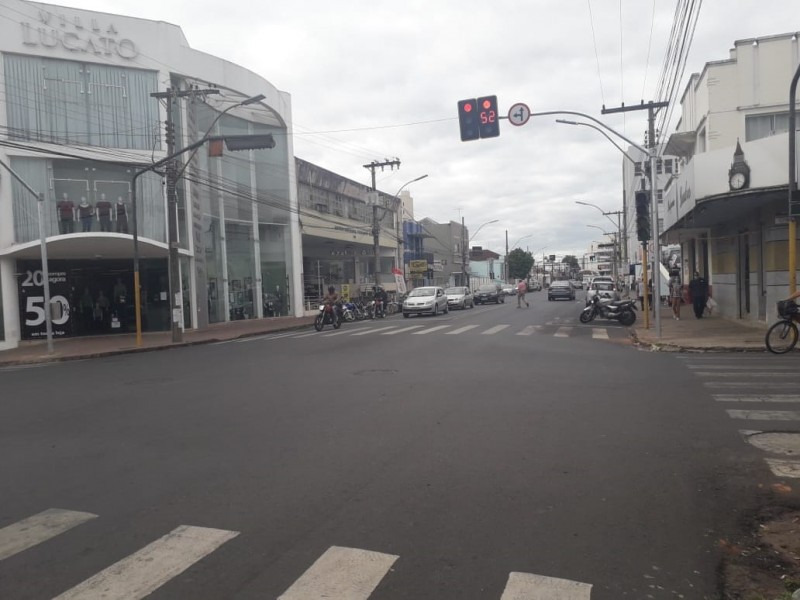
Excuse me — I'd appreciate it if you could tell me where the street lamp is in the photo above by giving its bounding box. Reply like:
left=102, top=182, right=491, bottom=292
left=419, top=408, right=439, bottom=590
left=461, top=218, right=499, bottom=287
left=587, top=224, right=618, bottom=283
left=131, top=131, right=276, bottom=346
left=376, top=174, right=428, bottom=292
left=576, top=200, right=624, bottom=281
left=556, top=120, right=638, bottom=164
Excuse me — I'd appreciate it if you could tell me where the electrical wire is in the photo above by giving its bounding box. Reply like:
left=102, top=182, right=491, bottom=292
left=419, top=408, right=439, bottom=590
left=586, top=0, right=606, bottom=105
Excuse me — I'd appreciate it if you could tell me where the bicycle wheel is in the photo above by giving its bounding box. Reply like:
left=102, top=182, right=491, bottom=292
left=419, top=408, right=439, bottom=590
left=765, top=319, right=799, bottom=354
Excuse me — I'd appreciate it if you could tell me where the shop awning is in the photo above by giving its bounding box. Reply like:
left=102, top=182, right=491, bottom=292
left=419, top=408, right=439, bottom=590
left=664, top=131, right=696, bottom=160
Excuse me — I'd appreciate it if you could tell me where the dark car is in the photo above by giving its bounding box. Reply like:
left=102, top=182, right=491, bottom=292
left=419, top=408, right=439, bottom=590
left=474, top=284, right=505, bottom=304
left=547, top=280, right=576, bottom=301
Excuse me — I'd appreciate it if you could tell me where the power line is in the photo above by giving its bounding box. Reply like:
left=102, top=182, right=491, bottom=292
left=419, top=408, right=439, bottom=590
left=586, top=0, right=606, bottom=105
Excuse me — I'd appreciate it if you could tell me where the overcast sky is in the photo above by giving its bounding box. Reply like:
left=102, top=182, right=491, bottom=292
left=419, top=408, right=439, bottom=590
left=39, top=0, right=798, bottom=258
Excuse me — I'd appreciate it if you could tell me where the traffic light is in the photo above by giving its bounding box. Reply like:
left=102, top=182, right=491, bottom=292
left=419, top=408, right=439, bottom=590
left=635, top=190, right=651, bottom=242
left=457, top=99, right=479, bottom=141
left=476, top=95, right=499, bottom=138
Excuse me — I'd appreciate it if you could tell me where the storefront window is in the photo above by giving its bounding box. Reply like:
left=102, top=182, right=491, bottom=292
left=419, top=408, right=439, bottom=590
left=259, top=224, right=288, bottom=316
left=226, top=221, right=255, bottom=320
left=0, top=266, right=4, bottom=341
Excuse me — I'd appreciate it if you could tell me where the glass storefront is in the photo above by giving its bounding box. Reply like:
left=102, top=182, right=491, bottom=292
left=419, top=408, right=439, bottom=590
left=226, top=222, right=256, bottom=320
left=260, top=224, right=288, bottom=316
left=16, top=259, right=168, bottom=339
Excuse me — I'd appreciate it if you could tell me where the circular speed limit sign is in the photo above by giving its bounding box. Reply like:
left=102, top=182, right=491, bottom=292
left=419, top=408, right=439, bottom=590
left=507, top=103, right=531, bottom=127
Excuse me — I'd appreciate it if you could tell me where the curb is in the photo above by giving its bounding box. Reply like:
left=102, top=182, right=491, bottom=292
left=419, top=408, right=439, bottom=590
left=0, top=321, right=316, bottom=368
left=630, top=329, right=769, bottom=353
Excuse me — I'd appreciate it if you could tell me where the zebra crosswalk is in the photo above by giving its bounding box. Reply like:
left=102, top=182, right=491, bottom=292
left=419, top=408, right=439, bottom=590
left=677, top=354, right=800, bottom=478
left=223, top=322, right=628, bottom=344
left=0, top=508, right=593, bottom=599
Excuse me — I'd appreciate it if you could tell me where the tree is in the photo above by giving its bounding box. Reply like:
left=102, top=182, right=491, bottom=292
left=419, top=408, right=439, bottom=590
left=561, top=255, right=580, bottom=271
left=507, top=248, right=534, bottom=280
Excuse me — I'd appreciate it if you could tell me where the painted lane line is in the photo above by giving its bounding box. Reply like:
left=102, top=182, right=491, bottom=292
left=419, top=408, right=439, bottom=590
left=591, top=328, right=609, bottom=340
left=319, top=330, right=353, bottom=337
left=765, top=458, right=800, bottom=478
left=351, top=326, right=397, bottom=336
left=482, top=325, right=510, bottom=335
left=704, top=382, right=798, bottom=389
left=382, top=326, right=424, bottom=335
left=714, top=395, right=800, bottom=403
left=54, top=525, right=239, bottom=600
left=291, top=332, right=323, bottom=338
left=693, top=372, right=800, bottom=378
left=726, top=409, right=800, bottom=421
left=446, top=325, right=480, bottom=335
left=554, top=327, right=572, bottom=338
left=500, top=572, right=592, bottom=600
left=412, top=325, right=451, bottom=335
left=686, top=364, right=798, bottom=370
left=278, top=546, right=398, bottom=600
left=516, top=325, right=538, bottom=336
left=0, top=508, right=97, bottom=561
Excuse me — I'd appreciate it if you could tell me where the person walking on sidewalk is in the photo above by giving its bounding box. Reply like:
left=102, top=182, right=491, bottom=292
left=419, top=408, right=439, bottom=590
left=637, top=277, right=646, bottom=311
left=689, top=271, right=709, bottom=319
left=669, top=273, right=682, bottom=320
left=517, top=279, right=529, bottom=308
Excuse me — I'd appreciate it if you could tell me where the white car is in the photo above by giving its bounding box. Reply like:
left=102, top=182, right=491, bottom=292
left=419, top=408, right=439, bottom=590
left=403, top=286, right=449, bottom=317
left=586, top=281, right=620, bottom=305
left=444, top=286, right=474, bottom=309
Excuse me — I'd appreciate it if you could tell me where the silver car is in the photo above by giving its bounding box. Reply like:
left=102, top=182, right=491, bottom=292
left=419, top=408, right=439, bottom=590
left=403, top=286, right=449, bottom=317
left=444, top=286, right=474, bottom=310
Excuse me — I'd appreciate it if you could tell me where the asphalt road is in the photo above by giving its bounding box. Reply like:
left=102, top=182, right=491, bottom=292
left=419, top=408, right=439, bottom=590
left=0, top=290, right=767, bottom=599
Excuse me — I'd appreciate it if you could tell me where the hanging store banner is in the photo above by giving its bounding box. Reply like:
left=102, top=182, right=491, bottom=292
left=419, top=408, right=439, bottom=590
left=392, top=268, right=407, bottom=294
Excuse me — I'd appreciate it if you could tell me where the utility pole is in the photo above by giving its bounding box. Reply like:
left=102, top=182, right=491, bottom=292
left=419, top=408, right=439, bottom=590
left=363, top=159, right=401, bottom=291
left=151, top=86, right=219, bottom=343
left=602, top=101, right=668, bottom=335
left=462, top=216, right=468, bottom=287
left=504, top=230, right=509, bottom=282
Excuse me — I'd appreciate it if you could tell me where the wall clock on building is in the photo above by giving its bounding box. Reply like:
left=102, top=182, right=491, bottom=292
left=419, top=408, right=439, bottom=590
left=728, top=140, right=750, bottom=190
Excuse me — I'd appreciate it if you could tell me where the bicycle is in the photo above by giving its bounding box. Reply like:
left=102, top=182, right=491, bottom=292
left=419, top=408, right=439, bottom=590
left=765, top=300, right=800, bottom=354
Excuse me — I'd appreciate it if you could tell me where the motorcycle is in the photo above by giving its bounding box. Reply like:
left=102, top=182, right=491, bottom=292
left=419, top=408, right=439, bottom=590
left=365, top=299, right=385, bottom=319
left=579, top=294, right=637, bottom=326
left=314, top=303, right=341, bottom=331
left=340, top=302, right=356, bottom=322
left=344, top=301, right=365, bottom=321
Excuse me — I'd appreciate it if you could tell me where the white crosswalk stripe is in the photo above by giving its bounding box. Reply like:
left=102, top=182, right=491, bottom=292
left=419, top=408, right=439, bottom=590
left=554, top=326, right=572, bottom=338
left=278, top=546, right=398, bottom=600
left=516, top=325, right=539, bottom=336
left=1, top=511, right=597, bottom=598
left=714, top=395, right=800, bottom=403
left=726, top=409, right=800, bottom=420
left=447, top=324, right=480, bottom=335
left=382, top=325, right=424, bottom=335
left=54, top=525, right=239, bottom=600
left=501, top=572, right=592, bottom=600
left=591, top=328, right=609, bottom=340
left=0, top=508, right=97, bottom=561
left=352, top=326, right=397, bottom=336
left=412, top=325, right=450, bottom=335
left=482, top=325, right=510, bottom=335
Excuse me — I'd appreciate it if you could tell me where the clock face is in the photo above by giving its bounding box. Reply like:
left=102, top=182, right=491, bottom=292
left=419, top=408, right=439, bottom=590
left=730, top=171, right=747, bottom=190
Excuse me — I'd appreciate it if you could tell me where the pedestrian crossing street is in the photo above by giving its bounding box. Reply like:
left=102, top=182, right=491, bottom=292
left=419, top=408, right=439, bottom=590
left=221, top=321, right=627, bottom=345
left=677, top=354, right=800, bottom=478
left=0, top=508, right=593, bottom=599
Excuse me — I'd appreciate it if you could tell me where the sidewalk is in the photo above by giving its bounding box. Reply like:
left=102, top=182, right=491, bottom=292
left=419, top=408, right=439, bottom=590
left=0, top=316, right=316, bottom=367
left=632, top=302, right=769, bottom=352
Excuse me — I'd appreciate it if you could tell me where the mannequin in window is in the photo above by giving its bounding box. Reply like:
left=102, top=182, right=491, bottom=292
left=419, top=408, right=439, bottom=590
left=115, top=197, right=129, bottom=233
left=57, top=193, right=75, bottom=234
left=113, top=277, right=128, bottom=326
left=78, top=196, right=94, bottom=232
left=96, top=193, right=113, bottom=232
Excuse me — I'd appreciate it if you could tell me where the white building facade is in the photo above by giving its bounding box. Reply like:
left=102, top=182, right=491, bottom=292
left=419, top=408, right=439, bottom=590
left=0, top=0, right=302, bottom=350
left=662, top=32, right=800, bottom=322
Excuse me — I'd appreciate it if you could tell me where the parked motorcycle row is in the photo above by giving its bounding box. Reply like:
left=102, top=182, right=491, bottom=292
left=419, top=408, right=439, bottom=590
left=314, top=298, right=391, bottom=331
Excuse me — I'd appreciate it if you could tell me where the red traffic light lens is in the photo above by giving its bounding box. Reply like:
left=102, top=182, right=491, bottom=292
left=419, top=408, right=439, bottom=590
left=463, top=103, right=472, bottom=112
left=482, top=99, right=492, bottom=109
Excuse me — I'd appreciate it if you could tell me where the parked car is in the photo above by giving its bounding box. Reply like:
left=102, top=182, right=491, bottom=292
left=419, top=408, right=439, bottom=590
left=474, top=284, right=505, bottom=304
left=587, top=275, right=613, bottom=290
left=444, top=286, right=474, bottom=310
left=402, top=286, right=449, bottom=317
left=547, top=280, right=576, bottom=301
left=501, top=284, right=517, bottom=296
left=570, top=279, right=583, bottom=290
left=529, top=280, right=542, bottom=292
left=586, top=281, right=620, bottom=305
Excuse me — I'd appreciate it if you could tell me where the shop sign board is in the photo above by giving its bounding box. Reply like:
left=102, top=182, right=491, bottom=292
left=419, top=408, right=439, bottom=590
left=409, top=260, right=428, bottom=273
left=18, top=268, right=71, bottom=339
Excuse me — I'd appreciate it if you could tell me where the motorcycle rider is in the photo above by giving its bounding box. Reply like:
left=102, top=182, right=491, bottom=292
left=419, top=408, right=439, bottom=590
left=322, top=285, right=340, bottom=322
left=373, top=286, right=388, bottom=317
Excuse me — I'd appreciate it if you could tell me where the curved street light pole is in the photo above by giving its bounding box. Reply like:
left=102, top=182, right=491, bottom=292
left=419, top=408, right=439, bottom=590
left=462, top=218, right=498, bottom=288
left=506, top=234, right=532, bottom=281
left=384, top=174, right=428, bottom=292
left=576, top=200, right=624, bottom=283
left=587, top=224, right=618, bottom=283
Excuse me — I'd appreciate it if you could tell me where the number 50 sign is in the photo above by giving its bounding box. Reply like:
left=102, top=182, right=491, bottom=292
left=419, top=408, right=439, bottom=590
left=18, top=269, right=71, bottom=339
